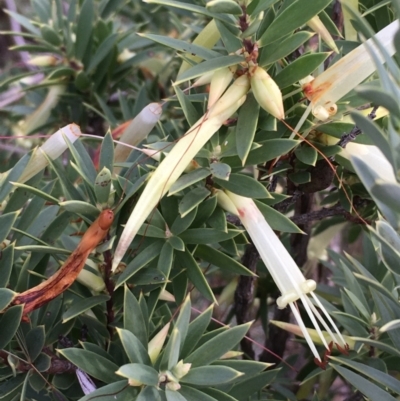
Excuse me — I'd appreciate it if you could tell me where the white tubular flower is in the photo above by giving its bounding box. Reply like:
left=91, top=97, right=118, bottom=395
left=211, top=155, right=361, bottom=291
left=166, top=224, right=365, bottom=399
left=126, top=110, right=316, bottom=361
left=17, top=123, right=81, bottom=184
left=112, top=75, right=250, bottom=271
left=114, top=103, right=162, bottom=167
left=343, top=143, right=397, bottom=183
left=177, top=19, right=221, bottom=76
left=304, top=20, right=398, bottom=113
left=220, top=191, right=347, bottom=361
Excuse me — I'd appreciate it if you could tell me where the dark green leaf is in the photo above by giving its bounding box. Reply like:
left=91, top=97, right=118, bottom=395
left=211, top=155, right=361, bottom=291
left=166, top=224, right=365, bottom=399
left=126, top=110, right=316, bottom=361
left=274, top=53, right=330, bottom=89
left=181, top=305, right=213, bottom=358
left=194, top=244, right=255, bottom=276
left=0, top=374, right=25, bottom=400
left=116, top=241, right=164, bottom=287
left=117, top=328, right=151, bottom=365
left=179, top=228, right=242, bottom=244
left=177, top=250, right=216, bottom=302
left=88, top=33, right=119, bottom=72
left=223, top=139, right=298, bottom=167
left=330, top=357, right=400, bottom=394
left=141, top=33, right=220, bottom=60
left=123, top=286, right=148, bottom=347
left=179, top=188, right=211, bottom=217
left=33, top=352, right=51, bottom=372
left=79, top=381, right=135, bottom=401
left=259, top=31, right=314, bottom=66
left=185, top=322, right=251, bottom=367
left=236, top=94, right=260, bottom=165
left=100, top=131, right=115, bottom=173
left=176, top=55, right=244, bottom=84
left=174, top=296, right=191, bottom=352
left=26, top=326, right=45, bottom=362
left=181, top=366, right=243, bottom=385
left=258, top=0, right=332, bottom=46
left=62, top=295, right=110, bottom=322
left=58, top=348, right=119, bottom=383
left=175, top=86, right=201, bottom=126
left=295, top=145, right=318, bottom=166
left=0, top=305, right=23, bottom=349
left=350, top=111, right=394, bottom=166
left=116, top=363, right=159, bottom=385
left=214, top=174, right=271, bottom=199
left=0, top=288, right=15, bottom=312
left=94, top=167, right=112, bottom=206
left=206, top=0, right=243, bottom=14
left=0, top=153, right=31, bottom=202
left=331, top=364, right=397, bottom=401
left=179, top=385, right=218, bottom=401
left=75, top=0, right=94, bottom=61
left=0, top=244, right=14, bottom=288
left=4, top=10, right=40, bottom=35
left=0, top=212, right=18, bottom=243
left=255, top=200, right=303, bottom=233
left=166, top=388, right=187, bottom=401
left=228, top=369, right=280, bottom=399
left=171, top=208, right=197, bottom=236
left=169, top=168, right=210, bottom=195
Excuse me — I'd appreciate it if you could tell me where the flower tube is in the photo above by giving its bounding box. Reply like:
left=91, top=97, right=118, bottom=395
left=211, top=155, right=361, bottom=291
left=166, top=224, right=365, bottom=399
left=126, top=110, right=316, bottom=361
left=218, top=190, right=347, bottom=361
left=112, top=75, right=250, bottom=271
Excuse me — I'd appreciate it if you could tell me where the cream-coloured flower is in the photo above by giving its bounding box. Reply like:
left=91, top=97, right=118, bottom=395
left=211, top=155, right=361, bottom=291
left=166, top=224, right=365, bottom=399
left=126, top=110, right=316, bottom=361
left=8, top=123, right=81, bottom=185
left=218, top=191, right=347, bottom=361
left=304, top=20, right=398, bottom=115
left=114, top=103, right=162, bottom=170
left=112, top=75, right=250, bottom=271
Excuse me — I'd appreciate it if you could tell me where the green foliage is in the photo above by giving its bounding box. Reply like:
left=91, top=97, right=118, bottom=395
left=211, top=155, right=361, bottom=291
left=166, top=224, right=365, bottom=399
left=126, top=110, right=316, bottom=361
left=1, top=0, right=400, bottom=401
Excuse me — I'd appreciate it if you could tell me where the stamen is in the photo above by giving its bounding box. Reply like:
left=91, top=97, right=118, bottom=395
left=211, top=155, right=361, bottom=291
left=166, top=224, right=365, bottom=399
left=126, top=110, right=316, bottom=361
left=311, top=292, right=347, bottom=346
left=290, top=303, right=321, bottom=361
left=300, top=295, right=329, bottom=350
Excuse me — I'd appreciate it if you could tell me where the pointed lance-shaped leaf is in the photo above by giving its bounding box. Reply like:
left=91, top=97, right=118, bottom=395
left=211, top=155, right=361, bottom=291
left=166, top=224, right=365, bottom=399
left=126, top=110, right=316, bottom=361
left=112, top=75, right=250, bottom=271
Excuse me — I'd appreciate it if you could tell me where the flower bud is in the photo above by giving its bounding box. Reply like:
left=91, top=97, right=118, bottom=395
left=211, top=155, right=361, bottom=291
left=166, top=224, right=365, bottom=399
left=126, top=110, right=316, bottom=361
left=28, top=55, right=58, bottom=67
left=148, top=323, right=170, bottom=364
left=77, top=269, right=105, bottom=292
left=171, top=360, right=191, bottom=379
left=216, top=189, right=239, bottom=216
left=118, top=49, right=136, bottom=63
left=250, top=66, right=284, bottom=120
left=159, top=289, right=175, bottom=302
left=166, top=381, right=181, bottom=391
left=208, top=66, right=237, bottom=109
left=208, top=74, right=250, bottom=119
left=307, top=16, right=339, bottom=54
left=192, top=71, right=214, bottom=87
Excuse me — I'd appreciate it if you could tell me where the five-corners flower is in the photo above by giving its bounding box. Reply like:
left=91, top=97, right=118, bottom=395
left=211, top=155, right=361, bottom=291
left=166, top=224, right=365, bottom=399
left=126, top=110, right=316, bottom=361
left=218, top=190, right=348, bottom=363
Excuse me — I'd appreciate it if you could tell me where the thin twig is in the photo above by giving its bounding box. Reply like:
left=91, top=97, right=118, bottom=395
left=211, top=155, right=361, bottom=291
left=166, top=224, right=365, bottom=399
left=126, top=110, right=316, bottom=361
left=290, top=200, right=369, bottom=225
left=337, top=105, right=379, bottom=148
